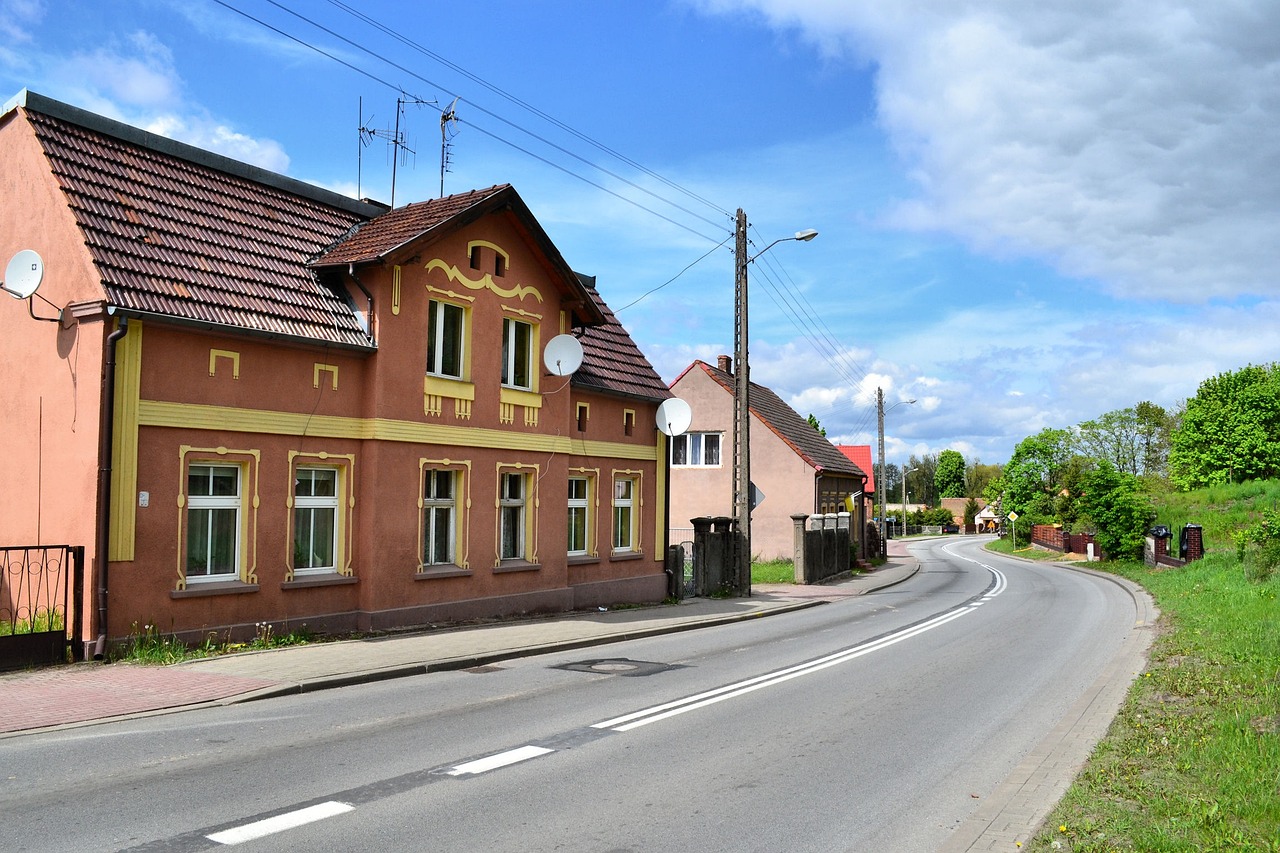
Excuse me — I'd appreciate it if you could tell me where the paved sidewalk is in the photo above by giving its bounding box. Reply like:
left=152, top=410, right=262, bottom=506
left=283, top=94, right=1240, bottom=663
left=0, top=551, right=919, bottom=737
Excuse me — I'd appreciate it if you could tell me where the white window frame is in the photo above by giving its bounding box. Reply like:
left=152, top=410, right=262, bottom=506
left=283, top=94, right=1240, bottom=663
left=671, top=432, right=721, bottom=467
left=501, top=317, right=533, bottom=390
left=612, top=476, right=637, bottom=553
left=499, top=471, right=527, bottom=560
left=568, top=476, right=590, bottom=556
left=293, top=467, right=339, bottom=575
left=186, top=464, right=241, bottom=583
left=422, top=468, right=457, bottom=567
left=427, top=299, right=465, bottom=380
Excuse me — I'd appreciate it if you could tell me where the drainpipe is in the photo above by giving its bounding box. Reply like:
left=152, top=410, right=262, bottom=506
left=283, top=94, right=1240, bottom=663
left=94, top=315, right=129, bottom=659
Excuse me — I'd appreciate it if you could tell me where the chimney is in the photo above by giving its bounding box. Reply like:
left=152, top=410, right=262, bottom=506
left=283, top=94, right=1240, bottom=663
left=717, top=354, right=732, bottom=374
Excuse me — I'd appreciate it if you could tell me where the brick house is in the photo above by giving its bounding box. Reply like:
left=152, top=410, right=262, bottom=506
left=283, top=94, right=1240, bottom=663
left=0, top=90, right=671, bottom=652
left=667, top=356, right=867, bottom=562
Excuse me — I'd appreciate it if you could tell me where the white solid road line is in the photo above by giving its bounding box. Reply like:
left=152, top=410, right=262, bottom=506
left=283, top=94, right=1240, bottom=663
left=206, top=801, right=354, bottom=845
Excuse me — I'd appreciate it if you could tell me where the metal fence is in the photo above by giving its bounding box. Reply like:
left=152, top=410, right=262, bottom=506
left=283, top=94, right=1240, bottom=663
left=1, top=545, right=84, bottom=670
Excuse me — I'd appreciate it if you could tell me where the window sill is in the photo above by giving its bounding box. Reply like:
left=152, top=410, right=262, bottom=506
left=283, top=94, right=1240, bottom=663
left=567, top=554, right=599, bottom=566
left=172, top=581, right=259, bottom=599
left=610, top=550, right=644, bottom=562
left=415, top=567, right=472, bottom=580
left=494, top=560, right=540, bottom=574
left=281, top=574, right=358, bottom=590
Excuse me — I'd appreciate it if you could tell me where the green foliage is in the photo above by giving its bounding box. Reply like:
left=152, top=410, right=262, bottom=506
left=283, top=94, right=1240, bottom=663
left=1076, top=461, right=1156, bottom=561
left=751, top=558, right=796, bottom=584
left=935, top=449, right=967, bottom=499
left=965, top=461, right=1002, bottom=499
left=1077, top=402, right=1174, bottom=479
left=1001, top=427, right=1076, bottom=517
left=1168, top=363, right=1280, bottom=490
left=1233, top=506, right=1280, bottom=582
left=112, top=620, right=316, bottom=664
left=910, top=506, right=956, bottom=526
left=963, top=497, right=980, bottom=525
left=805, top=414, right=826, bottom=437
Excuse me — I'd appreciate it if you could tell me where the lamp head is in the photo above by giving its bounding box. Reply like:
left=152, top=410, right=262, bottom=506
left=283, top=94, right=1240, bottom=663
left=794, top=229, right=819, bottom=242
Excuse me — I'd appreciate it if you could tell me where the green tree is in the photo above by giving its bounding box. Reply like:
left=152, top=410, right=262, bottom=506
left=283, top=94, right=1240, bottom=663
left=965, top=460, right=1001, bottom=498
left=1077, top=402, right=1174, bottom=479
left=935, top=449, right=966, bottom=499
left=1000, top=428, right=1075, bottom=516
left=806, top=414, right=826, bottom=437
left=1168, top=363, right=1280, bottom=489
left=906, top=453, right=939, bottom=507
left=962, top=497, right=980, bottom=525
left=1076, top=462, right=1155, bottom=561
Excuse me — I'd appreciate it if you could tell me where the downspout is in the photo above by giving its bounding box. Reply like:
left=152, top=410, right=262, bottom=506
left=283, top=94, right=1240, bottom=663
left=94, top=315, right=129, bottom=659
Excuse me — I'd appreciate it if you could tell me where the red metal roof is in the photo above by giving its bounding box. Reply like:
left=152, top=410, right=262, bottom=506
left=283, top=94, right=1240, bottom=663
left=835, top=445, right=876, bottom=494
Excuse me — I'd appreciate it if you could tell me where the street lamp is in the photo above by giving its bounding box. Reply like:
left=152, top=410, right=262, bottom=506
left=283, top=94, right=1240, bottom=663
left=733, top=209, right=818, bottom=596
left=876, top=389, right=915, bottom=555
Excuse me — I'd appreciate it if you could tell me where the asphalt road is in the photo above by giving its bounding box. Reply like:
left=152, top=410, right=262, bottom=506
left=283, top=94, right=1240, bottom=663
left=0, top=538, right=1142, bottom=852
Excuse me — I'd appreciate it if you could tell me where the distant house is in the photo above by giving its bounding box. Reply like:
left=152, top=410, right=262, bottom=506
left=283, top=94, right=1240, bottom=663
left=941, top=497, right=989, bottom=529
left=0, top=90, right=671, bottom=653
left=668, top=357, right=867, bottom=561
left=835, top=445, right=876, bottom=521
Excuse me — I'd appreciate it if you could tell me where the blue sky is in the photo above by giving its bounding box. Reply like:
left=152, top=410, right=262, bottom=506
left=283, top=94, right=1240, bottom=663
left=4, top=0, right=1279, bottom=467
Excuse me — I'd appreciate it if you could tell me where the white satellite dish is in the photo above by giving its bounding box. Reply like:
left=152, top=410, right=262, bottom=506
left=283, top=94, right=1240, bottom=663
left=543, top=333, right=584, bottom=376
left=3, top=250, right=44, bottom=299
left=655, top=398, right=693, bottom=437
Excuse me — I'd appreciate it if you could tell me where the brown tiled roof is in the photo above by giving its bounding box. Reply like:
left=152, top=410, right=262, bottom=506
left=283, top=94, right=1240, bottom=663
left=573, top=274, right=671, bottom=403
left=697, top=361, right=864, bottom=477
left=20, top=94, right=380, bottom=349
left=314, top=185, right=510, bottom=266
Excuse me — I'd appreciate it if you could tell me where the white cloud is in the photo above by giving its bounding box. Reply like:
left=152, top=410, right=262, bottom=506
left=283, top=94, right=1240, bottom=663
left=696, top=0, right=1280, bottom=303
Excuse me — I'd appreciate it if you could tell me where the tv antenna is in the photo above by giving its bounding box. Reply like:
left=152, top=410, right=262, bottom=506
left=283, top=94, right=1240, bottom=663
left=440, top=97, right=460, bottom=198
left=357, top=95, right=435, bottom=207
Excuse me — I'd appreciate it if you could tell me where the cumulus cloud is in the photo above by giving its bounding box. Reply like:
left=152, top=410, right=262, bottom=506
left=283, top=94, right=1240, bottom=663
left=696, top=0, right=1280, bottom=303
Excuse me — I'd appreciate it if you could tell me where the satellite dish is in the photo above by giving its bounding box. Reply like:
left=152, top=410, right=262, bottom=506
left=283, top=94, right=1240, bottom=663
left=655, top=398, right=693, bottom=437
left=3, top=250, right=44, bottom=299
left=543, top=334, right=584, bottom=376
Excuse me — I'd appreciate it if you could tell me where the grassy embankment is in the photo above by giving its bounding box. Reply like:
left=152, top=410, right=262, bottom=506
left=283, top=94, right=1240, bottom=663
left=1008, top=480, right=1280, bottom=851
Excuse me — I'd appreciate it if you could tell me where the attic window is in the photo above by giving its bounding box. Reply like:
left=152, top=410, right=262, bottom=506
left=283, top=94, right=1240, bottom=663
left=469, top=245, right=481, bottom=271
left=494, top=254, right=506, bottom=278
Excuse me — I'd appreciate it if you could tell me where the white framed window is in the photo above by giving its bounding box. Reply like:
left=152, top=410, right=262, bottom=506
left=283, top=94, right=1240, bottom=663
left=501, top=317, right=533, bottom=390
left=612, top=477, right=636, bottom=552
left=568, top=476, right=590, bottom=556
left=499, top=471, right=527, bottom=560
left=427, top=299, right=465, bottom=379
left=186, top=464, right=241, bottom=582
left=293, top=468, right=338, bottom=574
left=422, top=468, right=457, bottom=566
left=671, top=432, right=721, bottom=467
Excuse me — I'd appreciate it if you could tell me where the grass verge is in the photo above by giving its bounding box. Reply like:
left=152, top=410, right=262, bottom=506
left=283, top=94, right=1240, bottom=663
left=1021, top=484, right=1280, bottom=851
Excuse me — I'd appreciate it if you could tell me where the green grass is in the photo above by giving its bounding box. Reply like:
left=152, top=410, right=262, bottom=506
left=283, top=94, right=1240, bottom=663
left=751, top=558, right=797, bottom=584
left=0, top=610, right=64, bottom=636
left=1021, top=481, right=1280, bottom=851
left=111, top=621, right=317, bottom=665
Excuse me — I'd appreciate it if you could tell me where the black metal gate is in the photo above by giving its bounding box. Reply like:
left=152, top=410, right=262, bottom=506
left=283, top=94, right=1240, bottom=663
left=1, top=545, right=84, bottom=671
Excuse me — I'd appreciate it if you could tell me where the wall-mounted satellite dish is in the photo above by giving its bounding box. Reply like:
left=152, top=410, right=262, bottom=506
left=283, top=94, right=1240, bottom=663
left=3, top=250, right=44, bottom=299
left=543, top=333, right=584, bottom=376
left=655, top=397, right=692, bottom=437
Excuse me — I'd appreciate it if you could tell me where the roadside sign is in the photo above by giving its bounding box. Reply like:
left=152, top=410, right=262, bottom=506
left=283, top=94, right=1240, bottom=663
left=1008, top=511, right=1019, bottom=521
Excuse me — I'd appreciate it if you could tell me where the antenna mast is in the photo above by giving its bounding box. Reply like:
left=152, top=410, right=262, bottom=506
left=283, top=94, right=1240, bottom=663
left=440, top=98, right=459, bottom=198
left=357, top=95, right=435, bottom=207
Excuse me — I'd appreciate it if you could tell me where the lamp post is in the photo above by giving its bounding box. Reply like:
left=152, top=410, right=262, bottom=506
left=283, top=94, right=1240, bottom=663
left=733, top=209, right=818, bottom=596
left=876, top=389, right=916, bottom=554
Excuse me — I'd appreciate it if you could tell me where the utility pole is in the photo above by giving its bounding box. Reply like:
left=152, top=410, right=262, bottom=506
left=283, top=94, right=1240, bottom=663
left=732, top=209, right=751, bottom=596
left=877, top=386, right=886, bottom=556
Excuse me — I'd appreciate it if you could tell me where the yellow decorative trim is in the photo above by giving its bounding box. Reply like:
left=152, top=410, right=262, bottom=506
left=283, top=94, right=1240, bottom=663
left=286, top=451, right=356, bottom=580
left=313, top=364, right=339, bottom=390
left=392, top=265, right=402, bottom=315
left=495, top=462, right=539, bottom=567
left=418, top=458, right=471, bottom=571
left=137, top=400, right=661, bottom=460
left=209, top=349, right=240, bottom=379
left=109, top=319, right=143, bottom=562
left=455, top=398, right=472, bottom=420
left=499, top=387, right=542, bottom=409
left=623, top=408, right=636, bottom=435
left=425, top=394, right=442, bottom=418
left=425, top=257, right=544, bottom=303
left=425, top=284, right=476, bottom=303
left=424, top=375, right=475, bottom=400
left=176, top=446, right=260, bottom=590
left=467, top=239, right=510, bottom=268
left=654, top=433, right=667, bottom=558
left=501, top=305, right=543, bottom=321
left=524, top=407, right=538, bottom=428
left=499, top=402, right=515, bottom=425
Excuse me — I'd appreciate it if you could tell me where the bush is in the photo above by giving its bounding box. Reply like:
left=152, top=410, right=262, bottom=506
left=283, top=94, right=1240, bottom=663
left=1234, top=507, right=1280, bottom=581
